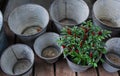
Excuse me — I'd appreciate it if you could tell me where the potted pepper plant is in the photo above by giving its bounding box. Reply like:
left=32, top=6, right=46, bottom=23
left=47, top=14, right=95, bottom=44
left=57, top=20, right=111, bottom=72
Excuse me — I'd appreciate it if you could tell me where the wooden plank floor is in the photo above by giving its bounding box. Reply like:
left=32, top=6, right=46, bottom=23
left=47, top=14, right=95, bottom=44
left=0, top=0, right=120, bottom=76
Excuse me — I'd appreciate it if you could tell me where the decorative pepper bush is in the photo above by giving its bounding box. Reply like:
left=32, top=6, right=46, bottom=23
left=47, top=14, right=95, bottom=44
left=58, top=20, right=111, bottom=67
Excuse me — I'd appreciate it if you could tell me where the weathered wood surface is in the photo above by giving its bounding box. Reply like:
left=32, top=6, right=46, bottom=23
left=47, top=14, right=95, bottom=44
left=98, top=66, right=119, bottom=76
left=78, top=68, right=97, bottom=76
left=56, top=59, right=75, bottom=76
left=34, top=56, right=54, bottom=76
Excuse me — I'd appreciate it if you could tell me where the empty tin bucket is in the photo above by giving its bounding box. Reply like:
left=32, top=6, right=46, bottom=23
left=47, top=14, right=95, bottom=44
left=8, top=4, right=49, bottom=41
left=93, top=0, right=120, bottom=37
left=0, top=44, right=34, bottom=76
left=34, top=32, right=63, bottom=63
left=0, top=11, right=7, bottom=56
left=49, top=0, right=89, bottom=32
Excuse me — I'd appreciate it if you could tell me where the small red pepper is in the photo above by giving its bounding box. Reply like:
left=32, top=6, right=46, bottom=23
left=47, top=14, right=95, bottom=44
left=62, top=45, right=66, bottom=48
left=92, top=32, right=95, bottom=36
left=83, top=34, right=88, bottom=41
left=85, top=28, right=89, bottom=33
left=98, top=31, right=102, bottom=35
left=75, top=50, right=79, bottom=53
left=80, top=41, right=83, bottom=47
left=82, top=27, right=88, bottom=33
left=90, top=52, right=93, bottom=58
left=67, top=29, right=71, bottom=35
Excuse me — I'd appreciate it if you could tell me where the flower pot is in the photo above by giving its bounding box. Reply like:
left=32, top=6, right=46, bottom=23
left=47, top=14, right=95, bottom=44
left=34, top=32, right=63, bottom=63
left=66, top=56, right=91, bottom=72
left=49, top=0, right=89, bottom=32
left=92, top=0, right=120, bottom=37
left=0, top=44, right=34, bottom=76
left=8, top=4, right=49, bottom=42
left=102, top=52, right=120, bottom=72
left=103, top=38, right=120, bottom=72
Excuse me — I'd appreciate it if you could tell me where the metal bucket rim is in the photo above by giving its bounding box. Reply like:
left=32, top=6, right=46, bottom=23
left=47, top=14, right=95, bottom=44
left=49, top=0, right=89, bottom=27
left=0, top=44, right=34, bottom=76
left=104, top=51, right=120, bottom=69
left=34, top=32, right=63, bottom=60
left=8, top=3, right=49, bottom=37
left=93, top=1, right=120, bottom=30
left=0, top=11, right=3, bottom=32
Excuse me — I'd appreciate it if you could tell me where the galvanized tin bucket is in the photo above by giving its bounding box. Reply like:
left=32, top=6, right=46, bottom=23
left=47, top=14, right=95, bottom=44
left=8, top=4, right=49, bottom=42
left=49, top=0, right=89, bottom=32
left=0, top=11, right=7, bottom=56
left=93, top=0, right=120, bottom=37
left=103, top=52, right=120, bottom=72
left=34, top=32, right=63, bottom=63
left=0, top=44, right=34, bottom=76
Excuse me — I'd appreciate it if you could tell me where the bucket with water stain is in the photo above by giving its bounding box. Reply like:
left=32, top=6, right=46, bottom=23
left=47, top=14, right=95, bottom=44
left=93, top=0, right=120, bottom=37
left=34, top=32, right=63, bottom=63
left=8, top=4, right=49, bottom=42
left=49, top=0, right=89, bottom=33
left=0, top=11, right=7, bottom=56
left=0, top=44, right=34, bottom=76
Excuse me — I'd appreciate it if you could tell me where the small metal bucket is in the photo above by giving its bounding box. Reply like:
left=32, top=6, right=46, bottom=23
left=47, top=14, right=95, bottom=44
left=93, top=0, right=120, bottom=37
left=0, top=44, right=34, bottom=76
left=8, top=4, right=49, bottom=42
left=103, top=52, right=120, bottom=72
left=103, top=38, right=120, bottom=72
left=49, top=0, right=89, bottom=32
left=0, top=11, right=7, bottom=56
left=34, top=32, right=63, bottom=63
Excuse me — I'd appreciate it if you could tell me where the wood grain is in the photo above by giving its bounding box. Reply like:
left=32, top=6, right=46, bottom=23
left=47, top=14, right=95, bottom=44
left=56, top=59, right=75, bottom=76
left=98, top=66, right=119, bottom=76
left=34, top=56, right=54, bottom=76
left=77, top=68, right=97, bottom=76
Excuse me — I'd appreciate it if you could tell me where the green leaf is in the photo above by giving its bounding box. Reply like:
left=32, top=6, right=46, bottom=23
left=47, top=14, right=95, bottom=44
left=100, top=59, right=105, bottom=63
left=93, top=63, right=97, bottom=68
